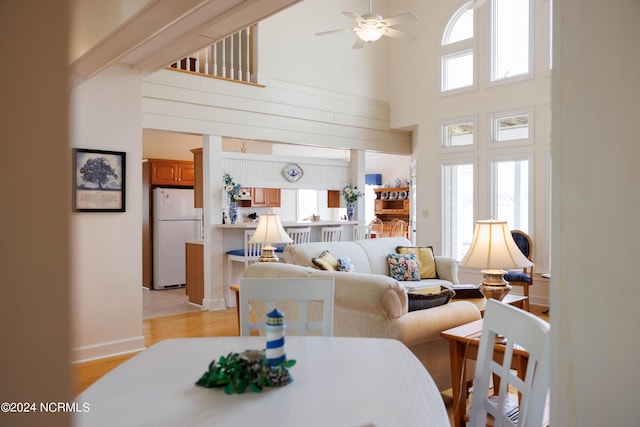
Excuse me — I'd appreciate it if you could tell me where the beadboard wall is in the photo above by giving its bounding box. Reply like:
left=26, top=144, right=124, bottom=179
left=221, top=152, right=350, bottom=190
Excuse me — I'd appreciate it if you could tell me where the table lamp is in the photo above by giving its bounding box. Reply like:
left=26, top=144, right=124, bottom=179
left=248, top=214, right=293, bottom=262
left=459, top=219, right=533, bottom=301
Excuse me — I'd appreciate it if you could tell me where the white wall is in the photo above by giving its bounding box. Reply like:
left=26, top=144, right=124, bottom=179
left=258, top=0, right=391, bottom=100
left=1, top=2, right=72, bottom=423
left=551, top=1, right=640, bottom=425
left=69, top=65, right=145, bottom=361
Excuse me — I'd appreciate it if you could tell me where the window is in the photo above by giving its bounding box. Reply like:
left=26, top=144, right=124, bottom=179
left=442, top=161, right=475, bottom=260
left=491, top=0, right=531, bottom=82
left=490, top=109, right=532, bottom=145
left=442, top=50, right=474, bottom=91
left=442, top=117, right=476, bottom=149
left=297, top=189, right=318, bottom=221
left=490, top=157, right=530, bottom=232
left=443, top=5, right=474, bottom=45
left=441, top=2, right=476, bottom=93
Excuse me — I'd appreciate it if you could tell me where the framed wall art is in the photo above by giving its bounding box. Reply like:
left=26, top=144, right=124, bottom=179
left=73, top=148, right=126, bottom=212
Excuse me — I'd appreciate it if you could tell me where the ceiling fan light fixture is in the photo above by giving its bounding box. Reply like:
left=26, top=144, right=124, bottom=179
left=356, top=27, right=385, bottom=42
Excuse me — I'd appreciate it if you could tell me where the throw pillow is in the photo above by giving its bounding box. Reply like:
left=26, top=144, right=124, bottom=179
left=312, top=250, right=339, bottom=271
left=337, top=257, right=356, bottom=272
left=407, top=288, right=456, bottom=312
left=396, top=246, right=439, bottom=279
left=387, top=253, right=421, bottom=282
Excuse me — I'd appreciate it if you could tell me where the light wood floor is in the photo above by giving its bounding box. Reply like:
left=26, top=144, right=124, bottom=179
left=73, top=303, right=549, bottom=425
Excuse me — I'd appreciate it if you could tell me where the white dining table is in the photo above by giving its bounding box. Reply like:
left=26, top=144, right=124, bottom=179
left=74, top=336, right=449, bottom=427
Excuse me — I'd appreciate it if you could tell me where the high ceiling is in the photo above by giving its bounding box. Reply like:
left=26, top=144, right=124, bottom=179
left=70, top=0, right=301, bottom=82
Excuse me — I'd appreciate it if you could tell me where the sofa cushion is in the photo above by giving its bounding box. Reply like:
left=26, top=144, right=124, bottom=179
left=396, top=246, right=438, bottom=279
left=504, top=271, right=532, bottom=283
left=407, top=288, right=455, bottom=311
left=337, top=257, right=356, bottom=272
left=312, top=250, right=339, bottom=271
left=388, top=253, right=421, bottom=282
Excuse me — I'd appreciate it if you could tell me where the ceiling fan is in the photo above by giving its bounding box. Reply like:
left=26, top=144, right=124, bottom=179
left=316, top=0, right=419, bottom=49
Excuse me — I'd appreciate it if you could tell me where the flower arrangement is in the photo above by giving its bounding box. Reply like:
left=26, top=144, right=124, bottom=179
left=223, top=173, right=242, bottom=202
left=342, top=183, right=363, bottom=203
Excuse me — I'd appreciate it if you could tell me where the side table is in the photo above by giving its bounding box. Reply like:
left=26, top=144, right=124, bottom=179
left=230, top=284, right=240, bottom=335
left=441, top=319, right=530, bottom=427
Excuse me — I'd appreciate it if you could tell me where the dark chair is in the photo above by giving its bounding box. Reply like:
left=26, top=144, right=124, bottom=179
left=504, top=230, right=534, bottom=311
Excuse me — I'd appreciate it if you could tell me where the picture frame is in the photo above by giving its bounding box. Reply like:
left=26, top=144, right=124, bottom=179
left=73, top=148, right=126, bottom=212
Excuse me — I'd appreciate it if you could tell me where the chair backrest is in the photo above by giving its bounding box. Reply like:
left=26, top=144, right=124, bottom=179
left=286, top=227, right=311, bottom=244
left=389, top=219, right=408, bottom=237
left=369, top=218, right=385, bottom=237
left=353, top=224, right=371, bottom=240
left=321, top=226, right=343, bottom=242
left=511, top=230, right=532, bottom=260
left=239, top=278, right=335, bottom=336
left=469, top=299, right=550, bottom=427
left=244, top=230, right=263, bottom=259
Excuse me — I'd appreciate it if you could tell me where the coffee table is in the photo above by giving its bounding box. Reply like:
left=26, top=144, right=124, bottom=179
left=440, top=319, right=530, bottom=427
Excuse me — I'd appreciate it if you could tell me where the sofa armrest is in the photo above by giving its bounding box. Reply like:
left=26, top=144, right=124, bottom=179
left=434, top=256, right=460, bottom=284
left=393, top=301, right=481, bottom=347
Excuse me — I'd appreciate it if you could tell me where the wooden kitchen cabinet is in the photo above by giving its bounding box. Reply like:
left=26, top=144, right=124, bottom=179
left=327, top=190, right=341, bottom=208
left=373, top=187, right=410, bottom=227
left=191, top=148, right=203, bottom=208
left=185, top=243, right=204, bottom=305
left=239, top=188, right=281, bottom=208
left=149, top=159, right=195, bottom=187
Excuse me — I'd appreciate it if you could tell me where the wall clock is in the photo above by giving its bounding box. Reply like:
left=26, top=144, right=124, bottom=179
left=282, top=163, right=303, bottom=182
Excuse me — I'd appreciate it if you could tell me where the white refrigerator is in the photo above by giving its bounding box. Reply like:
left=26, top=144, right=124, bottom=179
left=153, top=188, right=201, bottom=290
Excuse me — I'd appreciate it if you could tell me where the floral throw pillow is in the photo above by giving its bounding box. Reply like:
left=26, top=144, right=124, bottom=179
left=337, top=257, right=356, bottom=272
left=387, top=253, right=421, bottom=282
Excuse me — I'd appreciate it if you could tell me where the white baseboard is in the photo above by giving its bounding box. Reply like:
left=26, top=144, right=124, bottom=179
left=203, top=297, right=227, bottom=311
left=71, top=335, right=146, bottom=363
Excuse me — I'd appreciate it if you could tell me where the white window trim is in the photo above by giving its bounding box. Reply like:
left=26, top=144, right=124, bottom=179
left=489, top=106, right=535, bottom=147
left=488, top=0, right=535, bottom=86
left=442, top=1, right=474, bottom=46
left=441, top=49, right=476, bottom=94
left=440, top=115, right=478, bottom=152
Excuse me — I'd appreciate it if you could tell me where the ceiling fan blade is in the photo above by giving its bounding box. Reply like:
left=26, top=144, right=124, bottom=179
left=381, top=12, right=419, bottom=27
left=342, top=11, right=364, bottom=23
left=352, top=38, right=366, bottom=49
left=384, top=27, right=417, bottom=42
left=316, top=27, right=354, bottom=36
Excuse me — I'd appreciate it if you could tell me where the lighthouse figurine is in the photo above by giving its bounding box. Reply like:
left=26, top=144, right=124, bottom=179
left=265, top=308, right=286, bottom=366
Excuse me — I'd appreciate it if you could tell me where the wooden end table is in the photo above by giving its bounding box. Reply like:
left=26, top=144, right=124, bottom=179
left=230, top=284, right=240, bottom=335
left=440, top=318, right=530, bottom=427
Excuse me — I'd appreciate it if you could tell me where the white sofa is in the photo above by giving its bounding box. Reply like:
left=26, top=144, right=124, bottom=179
left=281, top=237, right=460, bottom=291
left=243, top=237, right=481, bottom=391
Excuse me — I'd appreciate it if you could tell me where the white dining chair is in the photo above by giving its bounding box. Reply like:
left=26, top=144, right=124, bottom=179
left=286, top=227, right=311, bottom=244
left=321, top=226, right=343, bottom=242
left=353, top=224, right=372, bottom=240
left=226, top=230, right=263, bottom=287
left=469, top=299, right=550, bottom=427
left=239, top=278, right=335, bottom=337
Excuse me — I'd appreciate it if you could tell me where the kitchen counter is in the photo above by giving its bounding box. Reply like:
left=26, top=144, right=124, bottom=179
left=216, top=220, right=358, bottom=229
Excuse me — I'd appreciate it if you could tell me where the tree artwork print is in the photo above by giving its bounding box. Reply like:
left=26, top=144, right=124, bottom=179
left=73, top=149, right=126, bottom=212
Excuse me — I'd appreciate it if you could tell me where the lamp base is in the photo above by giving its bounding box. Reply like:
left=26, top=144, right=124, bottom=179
left=479, top=269, right=512, bottom=301
left=259, top=246, right=279, bottom=263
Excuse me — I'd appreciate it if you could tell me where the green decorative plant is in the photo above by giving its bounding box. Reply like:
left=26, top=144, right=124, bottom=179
left=196, top=350, right=296, bottom=395
left=342, top=183, right=363, bottom=203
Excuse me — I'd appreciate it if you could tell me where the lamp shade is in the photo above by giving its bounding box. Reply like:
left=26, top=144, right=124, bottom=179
left=248, top=214, right=293, bottom=245
left=460, top=220, right=532, bottom=270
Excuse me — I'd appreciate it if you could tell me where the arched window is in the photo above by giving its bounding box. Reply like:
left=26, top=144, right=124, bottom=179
left=441, top=2, right=476, bottom=92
